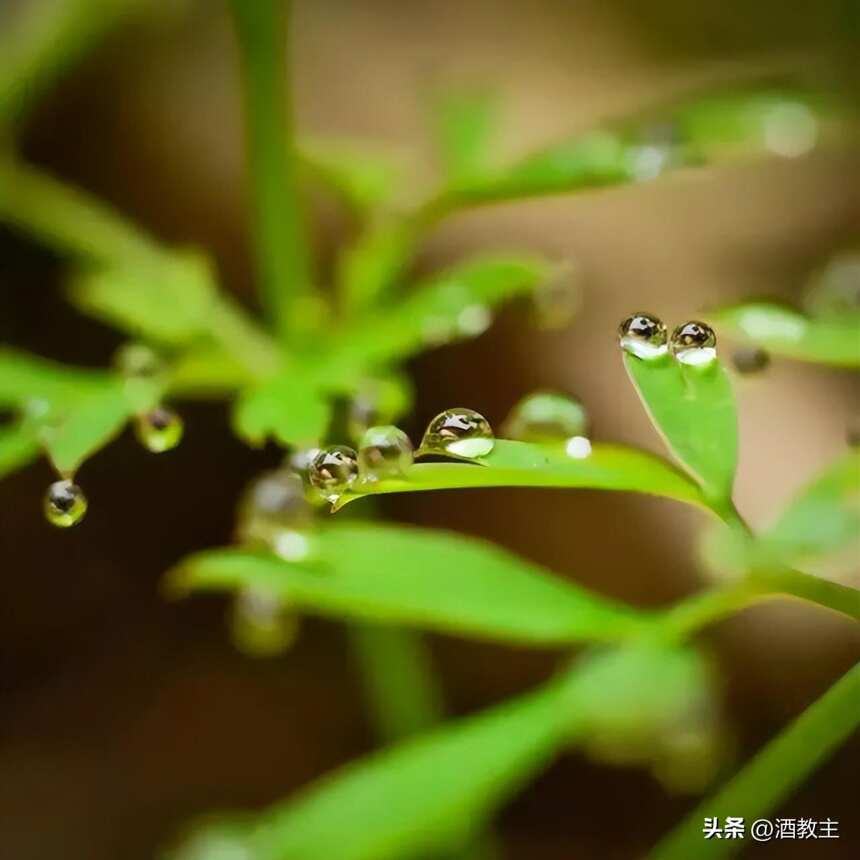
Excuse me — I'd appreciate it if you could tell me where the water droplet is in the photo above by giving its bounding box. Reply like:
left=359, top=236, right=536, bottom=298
left=237, top=470, right=311, bottom=544
left=532, top=264, right=580, bottom=330
left=503, top=392, right=588, bottom=443
left=762, top=101, right=818, bottom=158
left=731, top=345, right=770, bottom=375
left=618, top=313, right=668, bottom=359
left=308, top=446, right=359, bottom=501
left=112, top=342, right=164, bottom=379
left=420, top=408, right=494, bottom=458
left=272, top=529, right=314, bottom=562
left=456, top=304, right=492, bottom=337
left=44, top=479, right=87, bottom=528
left=230, top=586, right=299, bottom=657
left=627, top=122, right=687, bottom=181
left=358, top=425, right=413, bottom=480
left=286, top=446, right=321, bottom=484
left=134, top=406, right=184, bottom=452
left=671, top=321, right=717, bottom=366
left=565, top=435, right=592, bottom=459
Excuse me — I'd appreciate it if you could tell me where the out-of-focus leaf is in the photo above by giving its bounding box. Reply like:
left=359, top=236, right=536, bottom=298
left=180, top=672, right=582, bottom=860
left=677, top=89, right=841, bottom=162
left=300, top=138, right=401, bottom=213
left=168, top=346, right=256, bottom=397
left=334, top=255, right=552, bottom=367
left=0, top=423, right=39, bottom=478
left=0, top=348, right=107, bottom=408
left=337, top=221, right=415, bottom=311
left=623, top=352, right=738, bottom=506
left=337, top=439, right=707, bottom=513
left=67, top=251, right=216, bottom=345
left=39, top=380, right=134, bottom=475
left=169, top=521, right=647, bottom=645
left=232, top=371, right=330, bottom=447
left=435, top=130, right=632, bottom=207
left=651, top=662, right=860, bottom=860
left=710, top=302, right=860, bottom=368
left=431, top=88, right=499, bottom=184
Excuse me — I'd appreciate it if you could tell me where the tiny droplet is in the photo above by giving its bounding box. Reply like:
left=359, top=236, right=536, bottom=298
left=113, top=342, right=164, bottom=379
left=358, top=425, right=413, bottom=480
left=135, top=406, right=184, bottom=452
left=420, top=408, right=494, bottom=458
left=44, top=479, right=87, bottom=528
left=565, top=435, right=592, bottom=459
left=671, top=321, right=717, bottom=366
left=272, top=530, right=314, bottom=562
left=503, top=391, right=588, bottom=443
left=309, top=446, right=359, bottom=501
left=618, top=313, right=668, bottom=359
left=230, top=586, right=299, bottom=657
left=731, top=345, right=770, bottom=375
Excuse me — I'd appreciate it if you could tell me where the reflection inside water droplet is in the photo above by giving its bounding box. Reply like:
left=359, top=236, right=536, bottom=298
left=358, top=425, right=413, bottom=480
left=619, top=313, right=668, bottom=359
left=565, top=435, right=592, bottom=459
left=44, top=479, right=87, bottom=528
left=135, top=406, right=184, bottom=452
left=503, top=391, right=588, bottom=443
left=671, top=321, right=717, bottom=366
left=420, top=408, right=495, bottom=458
left=309, top=446, right=359, bottom=502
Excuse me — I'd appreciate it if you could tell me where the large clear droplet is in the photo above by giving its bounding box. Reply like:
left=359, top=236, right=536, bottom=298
left=237, top=470, right=311, bottom=545
left=112, top=342, right=164, bottom=379
left=230, top=586, right=299, bottom=657
left=44, top=479, right=87, bottom=528
left=671, top=321, right=717, bottom=366
left=618, top=313, right=668, bottom=359
left=420, top=408, right=494, bottom=458
left=731, top=345, right=770, bottom=375
left=134, top=406, right=184, bottom=452
left=308, top=446, right=359, bottom=501
left=503, top=391, right=588, bottom=443
left=358, top=425, right=413, bottom=480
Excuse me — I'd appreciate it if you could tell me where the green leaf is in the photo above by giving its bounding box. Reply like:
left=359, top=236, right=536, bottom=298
left=0, top=423, right=39, bottom=478
left=0, top=348, right=107, bottom=408
left=232, top=371, right=330, bottom=447
left=438, top=130, right=632, bottom=206
left=710, top=302, right=860, bottom=367
left=192, top=673, right=581, bottom=860
left=300, top=138, right=401, bottom=214
left=334, top=255, right=552, bottom=367
left=168, top=521, right=646, bottom=646
left=650, top=661, right=860, bottom=860
left=39, top=380, right=134, bottom=475
left=67, top=251, right=217, bottom=346
left=623, top=353, right=738, bottom=506
left=337, top=439, right=706, bottom=512
left=431, top=88, right=499, bottom=184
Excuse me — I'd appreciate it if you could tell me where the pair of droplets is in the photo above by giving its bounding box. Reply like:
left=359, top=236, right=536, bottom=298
left=619, top=314, right=718, bottom=366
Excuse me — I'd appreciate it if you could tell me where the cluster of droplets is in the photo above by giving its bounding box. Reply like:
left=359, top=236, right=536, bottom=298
left=42, top=343, right=185, bottom=529
left=618, top=313, right=719, bottom=368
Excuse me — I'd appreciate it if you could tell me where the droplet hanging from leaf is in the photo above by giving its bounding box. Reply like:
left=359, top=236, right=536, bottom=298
left=230, top=586, right=299, bottom=657
left=358, top=425, right=414, bottom=480
left=619, top=313, right=668, bottom=360
left=135, top=406, right=184, bottom=453
left=671, top=321, right=717, bottom=367
left=44, top=479, right=87, bottom=528
left=309, top=446, right=360, bottom=502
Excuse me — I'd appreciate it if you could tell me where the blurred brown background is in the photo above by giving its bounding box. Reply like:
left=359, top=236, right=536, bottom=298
left=1, top=1, right=859, bottom=858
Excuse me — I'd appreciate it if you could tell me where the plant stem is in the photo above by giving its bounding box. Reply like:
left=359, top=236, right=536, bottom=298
left=347, top=624, right=445, bottom=742
left=229, top=0, right=310, bottom=341
left=650, top=661, right=860, bottom=860
left=0, top=158, right=280, bottom=377
left=753, top=567, right=860, bottom=621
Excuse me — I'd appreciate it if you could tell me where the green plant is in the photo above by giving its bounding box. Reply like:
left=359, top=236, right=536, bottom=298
left=0, top=2, right=858, bottom=859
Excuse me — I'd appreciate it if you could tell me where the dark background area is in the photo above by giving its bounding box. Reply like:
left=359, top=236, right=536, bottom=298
left=0, top=1, right=858, bottom=858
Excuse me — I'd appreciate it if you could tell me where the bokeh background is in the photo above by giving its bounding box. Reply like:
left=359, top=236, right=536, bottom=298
left=1, top=1, right=859, bottom=858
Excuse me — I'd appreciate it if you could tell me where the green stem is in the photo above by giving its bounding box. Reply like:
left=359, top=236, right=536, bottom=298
left=650, top=661, right=860, bottom=860
left=229, top=0, right=310, bottom=340
left=0, top=158, right=280, bottom=377
left=347, top=624, right=444, bottom=742
left=753, top=567, right=860, bottom=621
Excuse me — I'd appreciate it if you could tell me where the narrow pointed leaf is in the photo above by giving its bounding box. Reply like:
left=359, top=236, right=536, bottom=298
left=651, top=662, right=860, bottom=860
left=168, top=522, right=647, bottom=645
left=710, top=303, right=860, bottom=367
left=232, top=372, right=330, bottom=448
left=623, top=353, right=738, bottom=505
left=337, top=439, right=706, bottom=512
left=213, top=674, right=580, bottom=860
